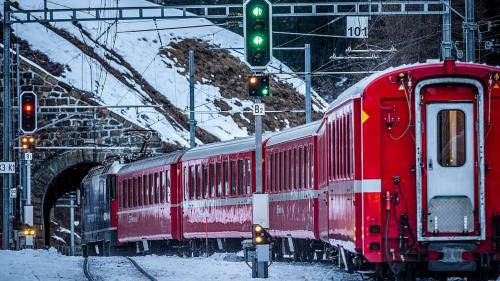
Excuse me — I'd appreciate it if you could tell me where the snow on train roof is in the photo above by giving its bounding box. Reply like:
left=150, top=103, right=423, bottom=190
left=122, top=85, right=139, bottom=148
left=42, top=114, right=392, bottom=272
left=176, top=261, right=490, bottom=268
left=266, top=121, right=320, bottom=146
left=182, top=135, right=270, bottom=161
left=327, top=62, right=442, bottom=111
left=118, top=151, right=184, bottom=175
left=82, top=161, right=122, bottom=182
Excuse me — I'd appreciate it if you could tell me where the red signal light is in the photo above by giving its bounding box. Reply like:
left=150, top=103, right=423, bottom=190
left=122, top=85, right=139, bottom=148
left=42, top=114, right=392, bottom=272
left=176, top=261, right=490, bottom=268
left=25, top=105, right=32, bottom=112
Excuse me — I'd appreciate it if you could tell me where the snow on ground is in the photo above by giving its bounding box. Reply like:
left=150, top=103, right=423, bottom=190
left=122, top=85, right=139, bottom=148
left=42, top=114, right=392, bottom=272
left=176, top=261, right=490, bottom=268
left=0, top=249, right=362, bottom=281
left=4, top=0, right=328, bottom=145
left=0, top=249, right=84, bottom=281
left=134, top=253, right=361, bottom=281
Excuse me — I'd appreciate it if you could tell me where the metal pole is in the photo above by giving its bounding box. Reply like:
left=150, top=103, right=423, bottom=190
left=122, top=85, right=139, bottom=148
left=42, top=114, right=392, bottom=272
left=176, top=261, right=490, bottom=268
left=70, top=197, right=74, bottom=256
left=189, top=50, right=196, bottom=148
left=255, top=98, right=262, bottom=194
left=441, top=0, right=452, bottom=59
left=464, top=0, right=475, bottom=62
left=2, top=1, right=12, bottom=250
left=305, top=44, right=311, bottom=124
left=44, top=0, right=48, bottom=21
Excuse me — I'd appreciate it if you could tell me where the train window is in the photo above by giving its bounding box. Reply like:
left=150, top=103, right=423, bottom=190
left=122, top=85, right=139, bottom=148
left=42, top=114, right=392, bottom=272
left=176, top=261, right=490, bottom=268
left=153, top=173, right=159, bottom=204
left=230, top=160, right=237, bottom=196
left=310, top=145, right=314, bottom=187
left=438, top=110, right=466, bottom=167
left=287, top=150, right=292, bottom=191
left=347, top=113, right=352, bottom=178
left=293, top=149, right=298, bottom=190
left=159, top=171, right=164, bottom=203
left=137, top=176, right=142, bottom=206
left=238, top=159, right=244, bottom=195
left=269, top=154, right=274, bottom=192
left=216, top=162, right=222, bottom=197
left=223, top=162, right=229, bottom=196
left=246, top=158, right=251, bottom=194
left=148, top=174, right=154, bottom=204
left=278, top=151, right=284, bottom=192
left=329, top=123, right=332, bottom=180
left=189, top=166, right=195, bottom=200
left=298, top=147, right=303, bottom=189
left=202, top=165, right=208, bottom=199
left=304, top=147, right=309, bottom=189
left=110, top=176, right=116, bottom=201
left=283, top=150, right=290, bottom=190
left=166, top=170, right=171, bottom=203
left=336, top=118, right=340, bottom=179
left=143, top=175, right=148, bottom=205
left=184, top=167, right=188, bottom=201
left=341, top=115, right=346, bottom=179
left=127, top=178, right=132, bottom=208
left=208, top=164, right=214, bottom=198
left=196, top=165, right=201, bottom=199
left=133, top=177, right=137, bottom=207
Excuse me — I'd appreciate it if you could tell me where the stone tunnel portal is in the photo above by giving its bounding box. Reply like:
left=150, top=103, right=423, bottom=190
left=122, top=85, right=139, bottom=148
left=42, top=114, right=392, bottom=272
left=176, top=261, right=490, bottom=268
left=42, top=162, right=98, bottom=246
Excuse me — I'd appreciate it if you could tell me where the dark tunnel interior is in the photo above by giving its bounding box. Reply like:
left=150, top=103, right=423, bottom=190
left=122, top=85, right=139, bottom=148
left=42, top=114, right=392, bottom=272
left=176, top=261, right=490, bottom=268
left=42, top=162, right=98, bottom=246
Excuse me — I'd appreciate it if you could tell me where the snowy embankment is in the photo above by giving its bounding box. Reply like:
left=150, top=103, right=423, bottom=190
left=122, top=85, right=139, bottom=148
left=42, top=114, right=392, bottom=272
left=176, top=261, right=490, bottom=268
left=0, top=250, right=361, bottom=281
left=5, top=0, right=328, bottom=147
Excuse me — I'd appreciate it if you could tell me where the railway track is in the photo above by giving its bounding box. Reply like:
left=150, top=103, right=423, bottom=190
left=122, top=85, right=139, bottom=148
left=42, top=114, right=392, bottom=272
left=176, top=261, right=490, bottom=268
left=84, top=256, right=158, bottom=281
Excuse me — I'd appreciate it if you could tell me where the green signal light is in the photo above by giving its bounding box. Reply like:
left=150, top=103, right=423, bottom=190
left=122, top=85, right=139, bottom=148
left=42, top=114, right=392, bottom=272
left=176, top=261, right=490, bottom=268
left=252, top=6, right=264, bottom=17
left=261, top=87, right=269, bottom=96
left=252, top=35, right=264, bottom=46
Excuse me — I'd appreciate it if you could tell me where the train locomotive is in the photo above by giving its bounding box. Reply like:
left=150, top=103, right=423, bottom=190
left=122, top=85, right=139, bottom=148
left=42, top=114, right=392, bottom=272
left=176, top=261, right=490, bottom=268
left=81, top=60, right=500, bottom=280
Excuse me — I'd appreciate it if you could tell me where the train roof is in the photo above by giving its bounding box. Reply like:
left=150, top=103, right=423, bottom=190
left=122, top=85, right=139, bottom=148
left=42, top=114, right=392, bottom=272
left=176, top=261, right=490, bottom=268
left=118, top=151, right=184, bottom=175
left=266, top=121, right=320, bottom=146
left=327, top=61, right=500, bottom=112
left=82, top=161, right=122, bottom=182
left=182, top=135, right=271, bottom=161
left=327, top=62, right=440, bottom=111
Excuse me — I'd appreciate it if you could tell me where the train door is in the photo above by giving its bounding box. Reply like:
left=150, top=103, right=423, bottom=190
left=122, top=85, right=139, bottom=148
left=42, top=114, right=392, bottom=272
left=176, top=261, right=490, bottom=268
left=425, top=103, right=474, bottom=234
left=416, top=79, right=486, bottom=242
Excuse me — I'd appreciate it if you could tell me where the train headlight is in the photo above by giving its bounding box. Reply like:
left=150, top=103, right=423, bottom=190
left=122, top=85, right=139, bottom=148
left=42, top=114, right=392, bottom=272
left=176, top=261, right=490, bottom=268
left=23, top=229, right=29, bottom=236
left=30, top=229, right=35, bottom=236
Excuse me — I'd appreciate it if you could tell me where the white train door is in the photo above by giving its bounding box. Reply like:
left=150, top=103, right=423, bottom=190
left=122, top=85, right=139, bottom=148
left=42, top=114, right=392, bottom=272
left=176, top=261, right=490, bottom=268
left=425, top=103, right=474, bottom=234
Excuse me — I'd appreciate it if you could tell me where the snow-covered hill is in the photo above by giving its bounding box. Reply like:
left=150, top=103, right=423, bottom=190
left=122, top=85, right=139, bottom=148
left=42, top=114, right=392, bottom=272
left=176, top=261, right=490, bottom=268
left=5, top=0, right=327, bottom=147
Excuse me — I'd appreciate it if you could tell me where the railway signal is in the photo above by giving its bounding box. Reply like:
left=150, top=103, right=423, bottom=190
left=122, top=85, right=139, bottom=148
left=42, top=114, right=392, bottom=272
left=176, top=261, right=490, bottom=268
left=20, top=91, right=38, bottom=134
left=20, top=135, right=35, bottom=151
left=248, top=74, right=270, bottom=97
left=252, top=224, right=272, bottom=245
left=244, top=0, right=272, bottom=70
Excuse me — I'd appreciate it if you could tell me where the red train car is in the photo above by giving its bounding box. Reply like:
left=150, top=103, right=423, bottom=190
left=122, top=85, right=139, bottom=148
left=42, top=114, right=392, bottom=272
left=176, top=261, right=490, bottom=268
left=320, top=60, right=500, bottom=280
left=265, top=122, right=322, bottom=260
left=116, top=152, right=183, bottom=246
left=179, top=138, right=261, bottom=253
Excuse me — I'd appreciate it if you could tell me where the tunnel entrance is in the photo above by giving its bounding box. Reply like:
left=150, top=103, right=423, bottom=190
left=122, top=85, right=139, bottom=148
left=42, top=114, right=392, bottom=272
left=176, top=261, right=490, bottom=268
left=42, top=162, right=98, bottom=247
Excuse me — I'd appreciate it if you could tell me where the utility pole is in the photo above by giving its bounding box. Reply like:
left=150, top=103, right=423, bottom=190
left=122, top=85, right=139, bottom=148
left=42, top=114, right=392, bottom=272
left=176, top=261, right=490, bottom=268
left=304, top=44, right=311, bottom=124
left=441, top=0, right=452, bottom=59
left=464, top=0, right=475, bottom=62
left=2, top=1, right=12, bottom=250
left=70, top=197, right=75, bottom=256
left=189, top=50, right=196, bottom=148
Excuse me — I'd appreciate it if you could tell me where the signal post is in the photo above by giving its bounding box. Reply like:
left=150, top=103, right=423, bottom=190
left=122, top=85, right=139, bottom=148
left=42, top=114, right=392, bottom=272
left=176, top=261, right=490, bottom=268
left=244, top=0, right=272, bottom=278
left=19, top=91, right=38, bottom=248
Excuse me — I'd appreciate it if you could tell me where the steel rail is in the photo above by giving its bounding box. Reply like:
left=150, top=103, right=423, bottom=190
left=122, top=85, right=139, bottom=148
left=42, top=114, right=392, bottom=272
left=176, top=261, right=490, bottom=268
left=83, top=257, right=96, bottom=281
left=126, top=257, right=158, bottom=281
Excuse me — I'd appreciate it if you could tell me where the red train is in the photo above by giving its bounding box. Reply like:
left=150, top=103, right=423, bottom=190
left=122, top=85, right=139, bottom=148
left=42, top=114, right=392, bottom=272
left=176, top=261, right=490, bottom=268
left=81, top=60, right=500, bottom=280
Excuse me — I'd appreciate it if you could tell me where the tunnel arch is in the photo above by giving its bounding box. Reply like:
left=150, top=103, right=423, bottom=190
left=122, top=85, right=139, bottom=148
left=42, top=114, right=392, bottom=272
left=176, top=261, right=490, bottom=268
left=32, top=150, right=120, bottom=246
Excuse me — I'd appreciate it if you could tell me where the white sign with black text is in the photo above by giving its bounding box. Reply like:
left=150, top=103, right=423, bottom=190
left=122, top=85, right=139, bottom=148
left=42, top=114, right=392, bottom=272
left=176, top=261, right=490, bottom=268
left=253, top=103, right=265, bottom=116
left=25, top=153, right=33, bottom=161
left=0, top=162, right=16, bottom=174
left=346, top=16, right=369, bottom=38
